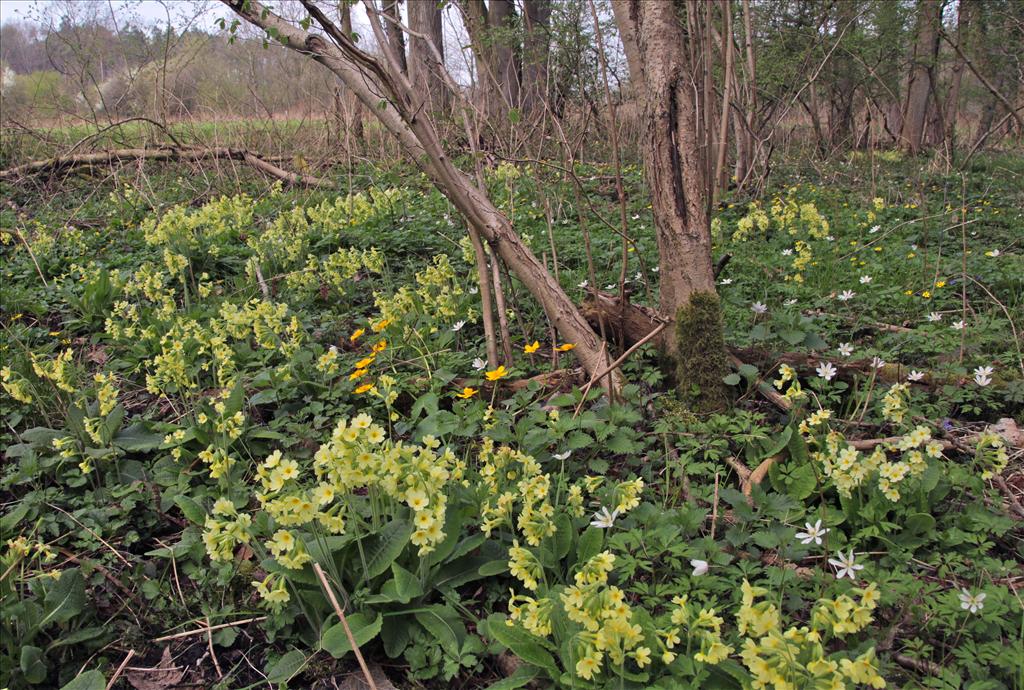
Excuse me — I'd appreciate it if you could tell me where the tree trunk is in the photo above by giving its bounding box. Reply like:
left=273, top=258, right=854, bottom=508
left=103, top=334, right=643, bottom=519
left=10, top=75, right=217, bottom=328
left=900, top=0, right=941, bottom=154
left=382, top=0, right=408, bottom=75
left=408, top=0, right=447, bottom=111
left=828, top=0, right=858, bottom=149
left=613, top=0, right=728, bottom=411
left=738, top=0, right=758, bottom=186
left=942, top=0, right=968, bottom=152
left=712, top=0, right=734, bottom=205
left=222, top=0, right=617, bottom=390
left=489, top=0, right=521, bottom=112
left=521, top=0, right=552, bottom=116
left=339, top=2, right=364, bottom=143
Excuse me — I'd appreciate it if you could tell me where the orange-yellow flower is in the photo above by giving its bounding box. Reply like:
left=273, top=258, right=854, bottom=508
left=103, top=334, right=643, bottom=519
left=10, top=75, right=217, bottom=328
left=354, top=383, right=375, bottom=394
left=555, top=343, right=576, bottom=352
left=485, top=365, right=508, bottom=381
left=524, top=340, right=540, bottom=354
left=355, top=356, right=375, bottom=369
left=456, top=386, right=478, bottom=399
left=349, top=368, right=369, bottom=380
left=372, top=319, right=391, bottom=333
left=350, top=328, right=365, bottom=342
left=372, top=339, right=387, bottom=354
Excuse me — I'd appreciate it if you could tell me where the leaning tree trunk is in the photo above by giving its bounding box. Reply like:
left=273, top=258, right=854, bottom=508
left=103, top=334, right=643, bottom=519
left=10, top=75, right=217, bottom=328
left=613, top=0, right=728, bottom=411
left=221, top=0, right=617, bottom=390
left=900, top=0, right=941, bottom=154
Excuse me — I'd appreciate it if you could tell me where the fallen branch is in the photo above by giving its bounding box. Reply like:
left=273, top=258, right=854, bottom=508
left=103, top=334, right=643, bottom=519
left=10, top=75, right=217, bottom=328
left=153, top=616, right=267, bottom=642
left=574, top=321, right=668, bottom=417
left=850, top=437, right=955, bottom=451
left=0, top=146, right=333, bottom=188
left=894, top=653, right=943, bottom=677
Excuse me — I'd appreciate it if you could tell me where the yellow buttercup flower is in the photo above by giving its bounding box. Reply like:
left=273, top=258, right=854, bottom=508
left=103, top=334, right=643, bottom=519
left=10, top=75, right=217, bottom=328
left=372, top=339, right=387, bottom=353
left=485, top=365, right=508, bottom=381
left=555, top=343, right=575, bottom=352
left=457, top=386, right=478, bottom=399
left=372, top=318, right=391, bottom=332
left=354, top=382, right=375, bottom=394
left=350, top=328, right=365, bottom=342
left=523, top=341, right=540, bottom=354
left=349, top=368, right=369, bottom=380
left=355, top=356, right=375, bottom=369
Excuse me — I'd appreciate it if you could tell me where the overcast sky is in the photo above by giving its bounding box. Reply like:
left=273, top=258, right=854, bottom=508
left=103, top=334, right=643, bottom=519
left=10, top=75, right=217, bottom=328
left=0, top=0, right=231, bottom=28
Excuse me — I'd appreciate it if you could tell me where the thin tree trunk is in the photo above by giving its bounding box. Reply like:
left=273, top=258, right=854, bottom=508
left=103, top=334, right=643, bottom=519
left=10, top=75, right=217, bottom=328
left=737, top=0, right=757, bottom=188
left=713, top=0, right=734, bottom=205
left=339, top=2, right=364, bottom=143
left=900, top=0, right=941, bottom=154
left=521, top=0, right=552, bottom=116
left=382, top=0, right=408, bottom=75
left=943, top=0, right=968, bottom=152
left=408, top=0, right=447, bottom=112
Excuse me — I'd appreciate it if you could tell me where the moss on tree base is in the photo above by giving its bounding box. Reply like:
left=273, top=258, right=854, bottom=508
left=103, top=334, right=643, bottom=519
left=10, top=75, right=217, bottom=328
left=675, top=291, right=729, bottom=412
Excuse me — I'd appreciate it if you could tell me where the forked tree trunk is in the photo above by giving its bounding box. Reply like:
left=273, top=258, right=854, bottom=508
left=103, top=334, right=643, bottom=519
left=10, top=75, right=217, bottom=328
left=222, top=0, right=617, bottom=390
left=613, top=0, right=728, bottom=411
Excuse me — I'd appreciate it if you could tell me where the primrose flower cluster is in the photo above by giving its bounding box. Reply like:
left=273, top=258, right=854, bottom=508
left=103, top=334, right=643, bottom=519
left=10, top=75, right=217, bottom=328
left=730, top=189, right=837, bottom=284
left=202, top=413, right=466, bottom=611
left=739, top=579, right=885, bottom=688
left=501, top=468, right=737, bottom=684
left=802, top=412, right=943, bottom=502
left=374, top=254, right=473, bottom=338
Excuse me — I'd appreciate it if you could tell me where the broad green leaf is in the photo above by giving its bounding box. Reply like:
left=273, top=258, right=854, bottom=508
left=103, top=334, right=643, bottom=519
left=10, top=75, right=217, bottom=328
left=322, top=612, right=382, bottom=658
left=389, top=563, right=423, bottom=603
left=481, top=664, right=540, bottom=689
left=485, top=614, right=558, bottom=675
left=380, top=615, right=412, bottom=658
left=414, top=605, right=463, bottom=655
left=59, top=669, right=106, bottom=690
left=576, top=527, right=603, bottom=564
left=174, top=495, right=207, bottom=525
left=265, top=649, right=307, bottom=684
left=20, top=645, right=47, bottom=684
left=113, top=423, right=164, bottom=451
left=362, top=519, right=412, bottom=580
left=723, top=373, right=742, bottom=386
left=40, top=568, right=86, bottom=627
left=478, top=559, right=509, bottom=577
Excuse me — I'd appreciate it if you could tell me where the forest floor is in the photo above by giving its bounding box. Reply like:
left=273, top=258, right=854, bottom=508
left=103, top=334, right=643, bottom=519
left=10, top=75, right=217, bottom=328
left=1, top=148, right=1022, bottom=690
